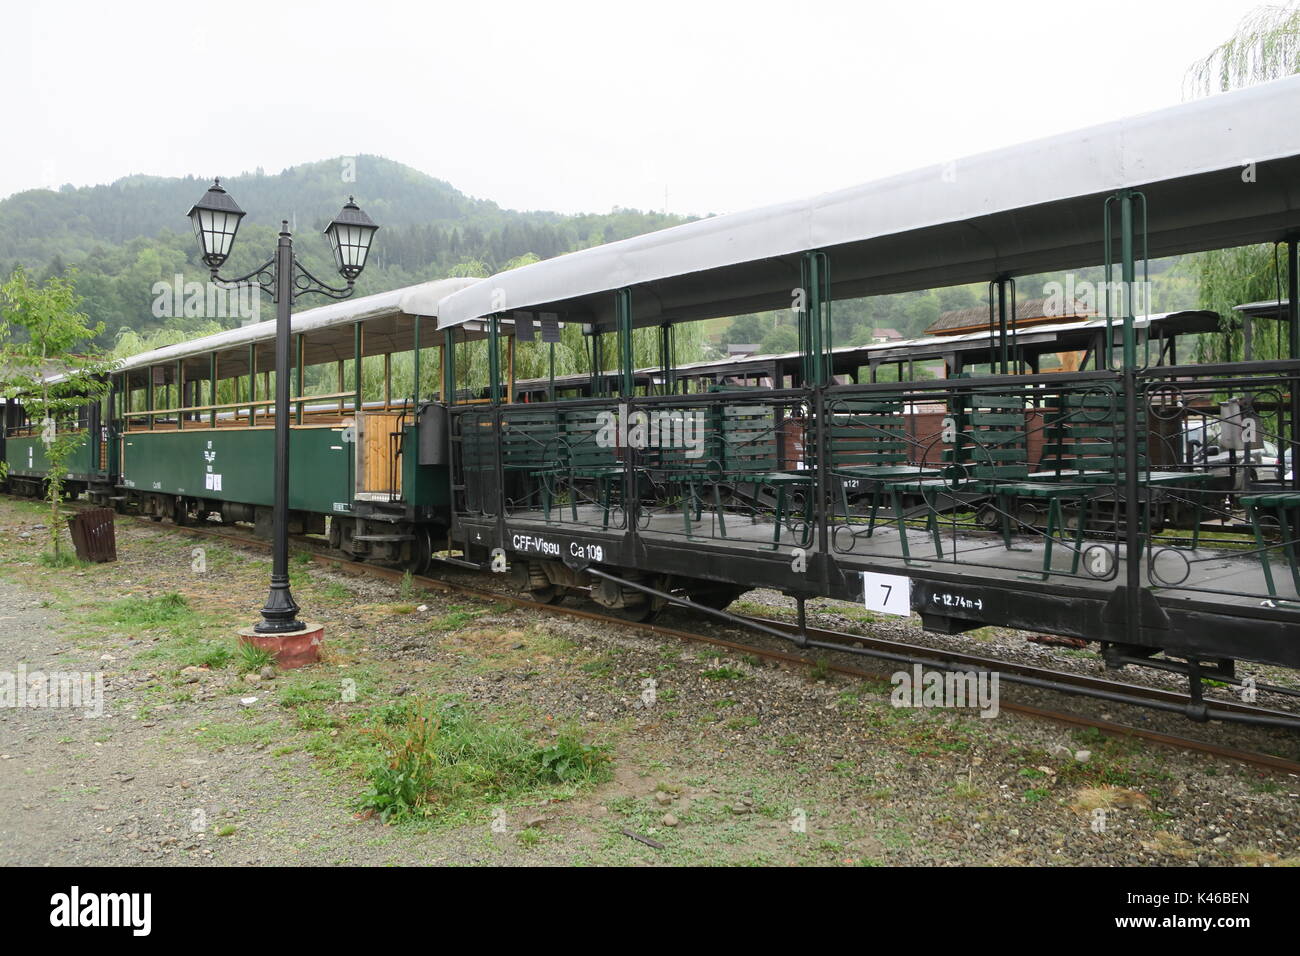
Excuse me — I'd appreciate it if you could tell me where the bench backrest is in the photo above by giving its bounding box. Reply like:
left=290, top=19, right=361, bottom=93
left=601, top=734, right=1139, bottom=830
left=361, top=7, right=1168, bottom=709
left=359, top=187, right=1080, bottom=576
left=944, top=391, right=1030, bottom=480
left=826, top=396, right=909, bottom=470
left=1039, top=390, right=1147, bottom=475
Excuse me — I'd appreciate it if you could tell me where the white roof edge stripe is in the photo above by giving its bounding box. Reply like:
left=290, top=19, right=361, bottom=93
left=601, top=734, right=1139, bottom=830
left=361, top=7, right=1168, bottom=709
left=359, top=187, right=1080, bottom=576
left=113, top=277, right=478, bottom=373
left=436, top=75, right=1300, bottom=328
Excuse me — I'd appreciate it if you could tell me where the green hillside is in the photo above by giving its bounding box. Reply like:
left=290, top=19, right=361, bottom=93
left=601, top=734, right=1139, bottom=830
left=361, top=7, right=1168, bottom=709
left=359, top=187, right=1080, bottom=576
left=0, top=155, right=694, bottom=347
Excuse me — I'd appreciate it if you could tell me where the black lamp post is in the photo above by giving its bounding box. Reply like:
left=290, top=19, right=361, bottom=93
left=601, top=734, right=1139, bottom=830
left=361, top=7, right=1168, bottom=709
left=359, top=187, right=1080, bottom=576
left=187, top=180, right=379, bottom=634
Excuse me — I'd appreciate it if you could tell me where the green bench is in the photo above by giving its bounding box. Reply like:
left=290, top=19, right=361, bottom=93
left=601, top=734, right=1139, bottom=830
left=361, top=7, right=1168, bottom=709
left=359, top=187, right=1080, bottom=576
left=648, top=395, right=812, bottom=546
left=1240, top=492, right=1300, bottom=598
left=500, top=410, right=567, bottom=520
left=824, top=395, right=940, bottom=550
left=558, top=409, right=629, bottom=528
left=890, top=391, right=1100, bottom=575
left=1031, top=390, right=1214, bottom=550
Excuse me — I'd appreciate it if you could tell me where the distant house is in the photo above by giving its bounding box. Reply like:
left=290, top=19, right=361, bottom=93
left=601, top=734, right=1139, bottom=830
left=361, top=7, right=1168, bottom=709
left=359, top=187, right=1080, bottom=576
left=726, top=343, right=761, bottom=357
left=923, top=297, right=1092, bottom=336
left=869, top=328, right=903, bottom=343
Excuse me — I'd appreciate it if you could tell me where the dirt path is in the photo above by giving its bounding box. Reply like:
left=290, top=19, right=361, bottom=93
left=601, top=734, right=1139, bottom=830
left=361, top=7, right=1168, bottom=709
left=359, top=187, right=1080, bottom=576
left=1, top=497, right=1297, bottom=866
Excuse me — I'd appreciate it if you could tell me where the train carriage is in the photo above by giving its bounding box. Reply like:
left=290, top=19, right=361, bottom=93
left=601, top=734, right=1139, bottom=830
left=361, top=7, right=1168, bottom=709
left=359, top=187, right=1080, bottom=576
left=1, top=395, right=112, bottom=502
left=6, top=76, right=1300, bottom=723
left=434, top=75, right=1300, bottom=689
left=105, top=277, right=475, bottom=565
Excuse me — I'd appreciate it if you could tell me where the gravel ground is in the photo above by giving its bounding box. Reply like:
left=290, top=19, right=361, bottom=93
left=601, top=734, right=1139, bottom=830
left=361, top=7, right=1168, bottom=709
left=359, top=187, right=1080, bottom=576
left=0, top=496, right=1297, bottom=866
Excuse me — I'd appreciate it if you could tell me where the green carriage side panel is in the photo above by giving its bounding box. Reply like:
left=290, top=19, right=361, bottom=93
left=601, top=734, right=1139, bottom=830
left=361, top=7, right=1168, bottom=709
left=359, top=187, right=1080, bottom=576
left=121, top=428, right=352, bottom=514
left=6, top=431, right=97, bottom=481
left=400, top=424, right=450, bottom=509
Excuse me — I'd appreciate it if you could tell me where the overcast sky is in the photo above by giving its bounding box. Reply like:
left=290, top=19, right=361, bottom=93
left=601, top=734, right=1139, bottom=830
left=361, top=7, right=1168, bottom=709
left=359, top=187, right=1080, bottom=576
left=6, top=0, right=1269, bottom=217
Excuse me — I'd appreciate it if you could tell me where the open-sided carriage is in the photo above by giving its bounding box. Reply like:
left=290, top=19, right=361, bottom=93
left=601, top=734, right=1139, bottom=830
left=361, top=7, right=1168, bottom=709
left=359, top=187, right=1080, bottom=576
left=434, top=76, right=1300, bottom=689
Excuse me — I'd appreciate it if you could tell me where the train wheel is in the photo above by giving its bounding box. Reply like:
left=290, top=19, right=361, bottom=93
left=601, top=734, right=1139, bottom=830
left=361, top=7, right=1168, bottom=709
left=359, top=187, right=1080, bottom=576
left=685, top=586, right=745, bottom=611
left=616, top=602, right=662, bottom=624
left=529, top=586, right=567, bottom=605
left=410, top=527, right=434, bottom=576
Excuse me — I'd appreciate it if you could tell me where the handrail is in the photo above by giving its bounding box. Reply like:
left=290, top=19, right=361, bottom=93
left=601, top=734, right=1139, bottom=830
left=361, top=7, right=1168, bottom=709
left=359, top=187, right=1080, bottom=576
left=121, top=390, right=358, bottom=418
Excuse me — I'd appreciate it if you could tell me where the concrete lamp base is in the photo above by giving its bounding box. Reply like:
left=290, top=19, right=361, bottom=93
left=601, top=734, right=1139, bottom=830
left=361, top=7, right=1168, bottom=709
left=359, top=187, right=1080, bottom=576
left=236, top=623, right=324, bottom=669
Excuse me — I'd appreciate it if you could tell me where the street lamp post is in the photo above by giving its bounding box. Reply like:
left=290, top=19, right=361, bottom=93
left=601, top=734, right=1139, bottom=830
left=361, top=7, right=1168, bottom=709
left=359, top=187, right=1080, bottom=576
left=187, top=181, right=378, bottom=638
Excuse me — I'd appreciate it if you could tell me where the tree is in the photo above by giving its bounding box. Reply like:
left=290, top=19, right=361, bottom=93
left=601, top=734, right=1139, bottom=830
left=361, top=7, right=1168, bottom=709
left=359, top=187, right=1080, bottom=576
left=0, top=268, right=113, bottom=562
left=759, top=325, right=800, bottom=355
left=1183, top=3, right=1300, bottom=97
left=720, top=313, right=769, bottom=347
left=1184, top=3, right=1300, bottom=360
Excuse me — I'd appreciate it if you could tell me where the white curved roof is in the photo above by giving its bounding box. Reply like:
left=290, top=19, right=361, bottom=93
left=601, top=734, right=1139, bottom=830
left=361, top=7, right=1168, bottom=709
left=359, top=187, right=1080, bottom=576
left=437, top=75, right=1300, bottom=331
left=114, top=276, right=478, bottom=374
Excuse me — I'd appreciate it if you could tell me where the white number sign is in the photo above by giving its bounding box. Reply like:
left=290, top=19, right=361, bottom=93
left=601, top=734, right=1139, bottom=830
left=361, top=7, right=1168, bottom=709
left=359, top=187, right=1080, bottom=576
left=863, top=571, right=911, bottom=616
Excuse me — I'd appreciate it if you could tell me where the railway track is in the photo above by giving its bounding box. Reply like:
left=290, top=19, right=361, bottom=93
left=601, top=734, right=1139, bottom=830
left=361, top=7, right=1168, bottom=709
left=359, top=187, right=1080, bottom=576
left=38, top=500, right=1300, bottom=774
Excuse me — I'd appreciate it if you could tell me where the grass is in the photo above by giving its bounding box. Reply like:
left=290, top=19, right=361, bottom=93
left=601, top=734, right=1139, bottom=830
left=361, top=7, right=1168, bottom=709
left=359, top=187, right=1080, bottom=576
left=236, top=639, right=276, bottom=674
left=320, top=580, right=352, bottom=601
left=277, top=678, right=347, bottom=709
left=38, top=550, right=90, bottom=569
left=701, top=664, right=747, bottom=681
left=91, top=593, right=232, bottom=670
left=194, top=718, right=282, bottom=749
left=90, top=592, right=201, bottom=633
left=355, top=698, right=611, bottom=824
left=428, top=606, right=484, bottom=630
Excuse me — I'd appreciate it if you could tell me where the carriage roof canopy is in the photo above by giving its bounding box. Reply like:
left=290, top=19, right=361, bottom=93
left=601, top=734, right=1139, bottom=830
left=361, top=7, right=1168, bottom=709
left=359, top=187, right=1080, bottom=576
left=113, top=276, right=479, bottom=377
left=436, top=74, right=1300, bottom=333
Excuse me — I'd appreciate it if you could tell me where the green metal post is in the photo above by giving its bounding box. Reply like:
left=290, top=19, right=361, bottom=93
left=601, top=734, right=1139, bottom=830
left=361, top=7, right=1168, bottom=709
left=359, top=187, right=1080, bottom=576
left=659, top=323, right=674, bottom=395
left=295, top=333, right=304, bottom=425
left=413, top=315, right=421, bottom=404
left=798, top=251, right=834, bottom=386
left=616, top=289, right=634, bottom=397
left=248, top=343, right=257, bottom=425
left=488, top=315, right=502, bottom=404
left=1119, top=189, right=1137, bottom=370
left=996, top=278, right=1010, bottom=374
left=353, top=323, right=362, bottom=412
left=1290, top=236, right=1299, bottom=492
left=803, top=252, right=826, bottom=386
left=443, top=328, right=455, bottom=405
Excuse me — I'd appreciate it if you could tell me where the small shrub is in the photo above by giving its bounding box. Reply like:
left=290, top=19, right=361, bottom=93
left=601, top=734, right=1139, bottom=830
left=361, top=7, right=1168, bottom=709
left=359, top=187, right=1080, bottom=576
left=702, top=665, right=746, bottom=680
left=236, top=640, right=276, bottom=674
left=357, top=700, right=610, bottom=824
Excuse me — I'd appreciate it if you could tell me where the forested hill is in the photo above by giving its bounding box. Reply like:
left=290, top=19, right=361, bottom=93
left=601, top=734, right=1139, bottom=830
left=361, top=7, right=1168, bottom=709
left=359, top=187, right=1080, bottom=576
left=0, top=155, right=694, bottom=346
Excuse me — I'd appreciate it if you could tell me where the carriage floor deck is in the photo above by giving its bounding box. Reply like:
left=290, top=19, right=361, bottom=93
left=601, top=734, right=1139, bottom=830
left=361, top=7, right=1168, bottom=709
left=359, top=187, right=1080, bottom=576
left=493, top=503, right=1299, bottom=609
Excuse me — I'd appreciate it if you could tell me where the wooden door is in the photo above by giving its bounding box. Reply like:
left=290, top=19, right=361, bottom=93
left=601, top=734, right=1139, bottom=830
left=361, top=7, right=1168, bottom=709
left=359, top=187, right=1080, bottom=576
left=358, top=412, right=403, bottom=494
